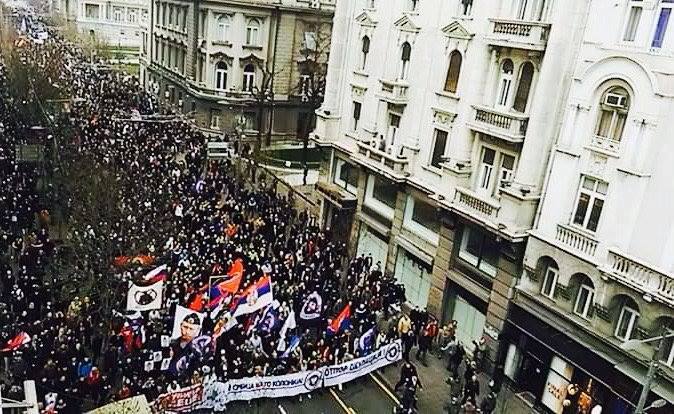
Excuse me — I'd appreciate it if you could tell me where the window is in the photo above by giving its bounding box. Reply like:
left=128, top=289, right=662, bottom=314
left=430, top=129, right=448, bottom=168
left=540, top=266, right=558, bottom=299
left=85, top=3, right=99, bottom=19
left=128, top=8, right=137, bottom=23
left=242, top=64, right=256, bottom=92
left=513, top=62, right=534, bottom=113
left=515, top=0, right=528, bottom=19
left=662, top=327, right=674, bottom=367
left=400, top=42, right=411, bottom=80
left=215, top=62, right=228, bottom=91
left=361, top=36, right=370, bottom=70
left=460, top=0, right=473, bottom=16
left=394, top=248, right=432, bottom=308
left=386, top=113, right=401, bottom=149
left=574, top=283, right=595, bottom=319
left=333, top=158, right=359, bottom=194
left=114, top=7, right=124, bottom=22
left=478, top=147, right=496, bottom=192
left=352, top=101, right=362, bottom=131
left=371, top=177, right=397, bottom=208
left=444, top=50, right=462, bottom=93
left=572, top=176, right=608, bottom=232
left=498, top=154, right=515, bottom=189
left=496, top=59, right=514, bottom=108
left=244, top=111, right=257, bottom=130
left=210, top=109, right=221, bottom=129
left=615, top=306, right=639, bottom=341
left=409, top=0, right=419, bottom=11
left=364, top=175, right=397, bottom=219
left=652, top=0, right=673, bottom=48
left=303, top=32, right=317, bottom=51
left=623, top=2, right=643, bottom=42
left=246, top=19, right=260, bottom=46
left=406, top=196, right=439, bottom=235
left=459, top=227, right=499, bottom=277
left=595, top=86, right=630, bottom=142
left=217, top=15, right=231, bottom=42
left=368, top=0, right=376, bottom=8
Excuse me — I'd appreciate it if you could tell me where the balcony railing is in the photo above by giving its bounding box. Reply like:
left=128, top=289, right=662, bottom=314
left=487, top=18, right=551, bottom=51
left=606, top=250, right=674, bottom=303
left=378, top=79, right=409, bottom=105
left=355, top=140, right=409, bottom=176
left=555, top=224, right=598, bottom=258
left=453, top=187, right=500, bottom=221
left=468, top=105, right=529, bottom=143
left=589, top=135, right=621, bottom=154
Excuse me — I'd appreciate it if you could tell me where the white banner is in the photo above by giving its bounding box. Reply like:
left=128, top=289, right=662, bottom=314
left=322, top=340, right=403, bottom=387
left=126, top=280, right=163, bottom=311
left=199, top=370, right=324, bottom=411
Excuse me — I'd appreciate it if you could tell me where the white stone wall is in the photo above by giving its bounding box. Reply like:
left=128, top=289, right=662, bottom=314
left=76, top=0, right=148, bottom=49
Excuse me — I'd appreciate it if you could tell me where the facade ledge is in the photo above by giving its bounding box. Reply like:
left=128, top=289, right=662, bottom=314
left=352, top=69, right=369, bottom=78
left=485, top=18, right=550, bottom=52
left=467, top=104, right=529, bottom=143
left=616, top=166, right=652, bottom=178
left=555, top=145, right=581, bottom=158
left=315, top=181, right=357, bottom=210
left=212, top=40, right=233, bottom=47
left=421, top=164, right=442, bottom=177
left=352, top=140, right=410, bottom=182
left=435, top=90, right=460, bottom=101
left=242, top=44, right=263, bottom=51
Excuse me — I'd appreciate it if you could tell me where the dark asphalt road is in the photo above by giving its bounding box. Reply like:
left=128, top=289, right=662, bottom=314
left=220, top=373, right=399, bottom=414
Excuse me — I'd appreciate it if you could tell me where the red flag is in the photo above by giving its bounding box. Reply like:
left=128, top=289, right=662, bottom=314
left=1, top=332, right=31, bottom=352
left=327, top=304, right=351, bottom=335
left=228, top=258, right=244, bottom=278
left=188, top=292, right=205, bottom=312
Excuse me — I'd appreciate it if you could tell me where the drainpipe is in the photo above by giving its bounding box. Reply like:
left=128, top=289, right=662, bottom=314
left=266, top=5, right=280, bottom=147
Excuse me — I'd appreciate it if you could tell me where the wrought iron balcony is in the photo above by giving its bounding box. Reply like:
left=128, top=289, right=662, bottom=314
left=486, top=18, right=551, bottom=51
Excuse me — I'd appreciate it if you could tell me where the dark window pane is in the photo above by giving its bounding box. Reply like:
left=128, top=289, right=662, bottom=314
left=412, top=198, right=439, bottom=233
left=587, top=198, right=604, bottom=232
left=513, top=62, right=534, bottom=112
left=466, top=229, right=483, bottom=258
left=372, top=177, right=397, bottom=208
left=444, top=51, right=462, bottom=93
left=573, top=193, right=590, bottom=226
left=430, top=130, right=448, bottom=168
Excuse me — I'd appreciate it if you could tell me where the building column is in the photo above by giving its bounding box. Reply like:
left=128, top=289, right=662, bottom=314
left=347, top=166, right=369, bottom=257
left=385, top=188, right=408, bottom=275
left=428, top=215, right=456, bottom=319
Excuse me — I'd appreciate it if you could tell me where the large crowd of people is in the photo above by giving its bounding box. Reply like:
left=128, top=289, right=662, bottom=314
left=0, top=12, right=494, bottom=414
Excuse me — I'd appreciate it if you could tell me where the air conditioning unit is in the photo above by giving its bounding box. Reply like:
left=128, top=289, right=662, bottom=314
left=604, top=93, right=627, bottom=108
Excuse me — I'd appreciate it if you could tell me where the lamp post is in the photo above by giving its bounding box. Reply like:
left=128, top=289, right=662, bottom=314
left=620, top=329, right=674, bottom=413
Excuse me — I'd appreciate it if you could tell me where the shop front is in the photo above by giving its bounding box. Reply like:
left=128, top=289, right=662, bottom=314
left=499, top=303, right=673, bottom=414
left=356, top=221, right=389, bottom=269
left=442, top=281, right=488, bottom=347
left=393, top=245, right=432, bottom=309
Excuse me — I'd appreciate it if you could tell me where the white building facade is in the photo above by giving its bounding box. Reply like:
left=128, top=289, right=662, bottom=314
left=76, top=0, right=148, bottom=52
left=505, top=0, right=674, bottom=413
left=312, top=0, right=590, bottom=370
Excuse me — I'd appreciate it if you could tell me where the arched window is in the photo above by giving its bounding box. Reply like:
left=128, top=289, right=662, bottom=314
left=570, top=274, right=595, bottom=319
left=513, top=61, right=534, bottom=112
left=612, top=295, right=640, bottom=341
left=595, top=86, right=630, bottom=142
left=540, top=261, right=558, bottom=299
left=217, top=15, right=230, bottom=42
left=496, top=59, right=514, bottom=108
left=361, top=36, right=370, bottom=70
left=444, top=50, right=462, bottom=93
left=215, top=61, right=227, bottom=91
left=243, top=64, right=256, bottom=92
left=246, top=19, right=260, bottom=46
left=400, top=42, right=412, bottom=80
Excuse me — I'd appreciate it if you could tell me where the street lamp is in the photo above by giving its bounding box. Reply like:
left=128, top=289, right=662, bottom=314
left=620, top=330, right=674, bottom=413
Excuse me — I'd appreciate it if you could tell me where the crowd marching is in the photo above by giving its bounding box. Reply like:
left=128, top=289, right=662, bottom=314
left=0, top=12, right=496, bottom=414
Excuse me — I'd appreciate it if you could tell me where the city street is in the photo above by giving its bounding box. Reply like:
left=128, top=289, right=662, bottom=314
left=223, top=374, right=399, bottom=414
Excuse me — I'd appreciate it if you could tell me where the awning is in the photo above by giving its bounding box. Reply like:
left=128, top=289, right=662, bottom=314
left=315, top=181, right=357, bottom=210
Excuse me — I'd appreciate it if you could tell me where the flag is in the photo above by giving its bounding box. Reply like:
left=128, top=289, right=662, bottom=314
left=281, top=335, right=301, bottom=359
left=1, top=332, right=31, bottom=352
left=126, top=280, right=163, bottom=311
left=327, top=304, right=351, bottom=335
left=228, top=258, right=244, bottom=277
left=279, top=310, right=296, bottom=340
left=358, top=327, right=376, bottom=353
left=212, top=311, right=237, bottom=340
left=299, top=291, right=322, bottom=321
left=256, top=305, right=279, bottom=334
left=188, top=291, right=205, bottom=312
left=143, top=264, right=168, bottom=283
left=231, top=276, right=273, bottom=318
left=208, top=272, right=242, bottom=309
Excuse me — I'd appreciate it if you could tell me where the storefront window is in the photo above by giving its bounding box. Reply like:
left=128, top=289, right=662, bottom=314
left=364, top=175, right=397, bottom=220
left=403, top=195, right=439, bottom=244
left=333, top=158, right=359, bottom=194
left=458, top=226, right=499, bottom=277
left=394, top=247, right=432, bottom=308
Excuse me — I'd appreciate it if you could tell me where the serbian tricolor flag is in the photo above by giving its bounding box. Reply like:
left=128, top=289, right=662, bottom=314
left=143, top=264, right=168, bottom=283
left=1, top=332, right=31, bottom=352
left=208, top=272, right=242, bottom=309
left=231, top=276, right=273, bottom=317
left=327, top=304, right=351, bottom=335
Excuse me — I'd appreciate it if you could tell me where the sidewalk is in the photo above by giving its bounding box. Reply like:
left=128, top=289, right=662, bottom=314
left=375, top=349, right=491, bottom=413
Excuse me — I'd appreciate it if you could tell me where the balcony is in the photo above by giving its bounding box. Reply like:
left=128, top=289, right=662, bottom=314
left=452, top=187, right=501, bottom=222
left=377, top=79, right=409, bottom=105
left=355, top=140, right=409, bottom=180
left=555, top=224, right=598, bottom=259
left=467, top=105, right=529, bottom=143
left=589, top=135, right=621, bottom=155
left=486, top=18, right=551, bottom=51
left=605, top=250, right=674, bottom=304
